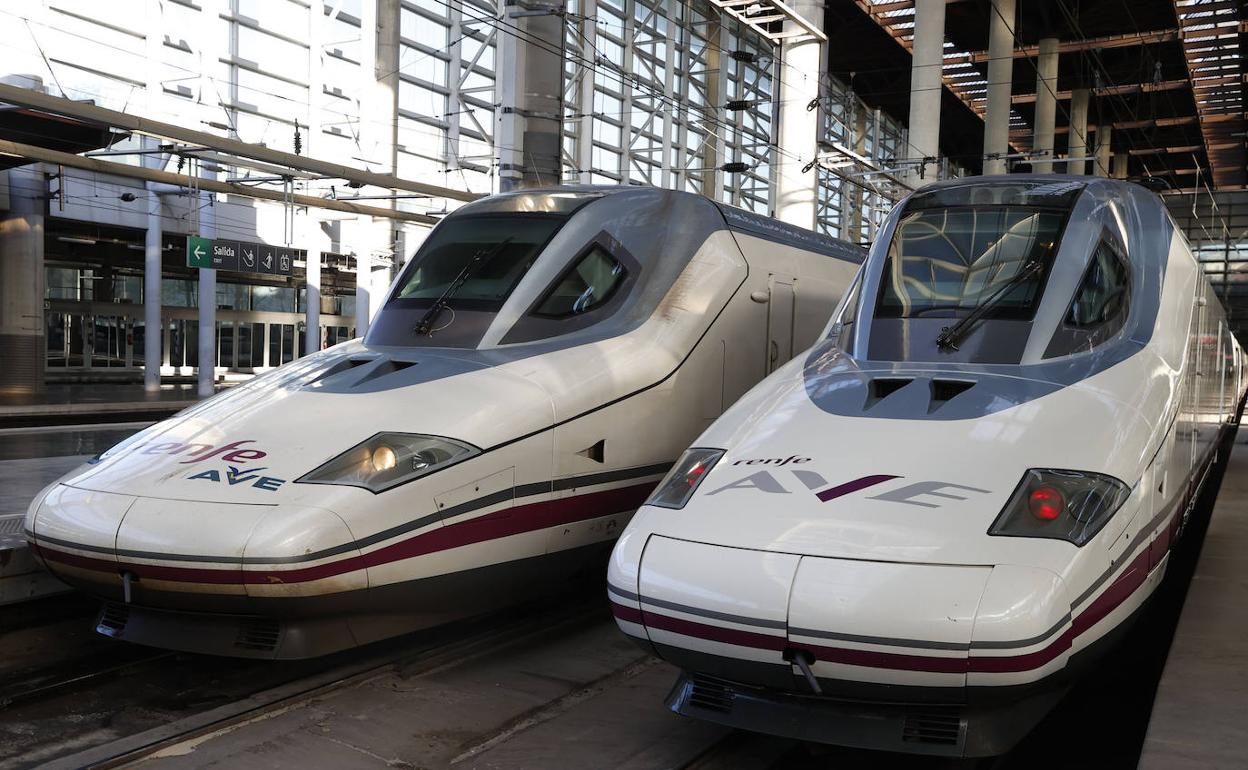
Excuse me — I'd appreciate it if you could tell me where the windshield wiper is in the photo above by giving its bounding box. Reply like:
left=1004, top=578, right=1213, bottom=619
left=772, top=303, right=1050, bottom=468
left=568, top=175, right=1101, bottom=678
left=414, top=237, right=513, bottom=336
left=935, top=260, right=1044, bottom=352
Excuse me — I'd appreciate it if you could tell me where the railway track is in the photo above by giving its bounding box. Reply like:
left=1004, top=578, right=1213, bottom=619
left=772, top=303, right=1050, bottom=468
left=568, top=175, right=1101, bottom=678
left=3, top=596, right=607, bottom=770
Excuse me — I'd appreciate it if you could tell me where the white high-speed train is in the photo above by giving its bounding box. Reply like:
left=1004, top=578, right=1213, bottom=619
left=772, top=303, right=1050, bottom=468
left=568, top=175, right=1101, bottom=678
left=24, top=186, right=863, bottom=658
left=608, top=177, right=1246, bottom=757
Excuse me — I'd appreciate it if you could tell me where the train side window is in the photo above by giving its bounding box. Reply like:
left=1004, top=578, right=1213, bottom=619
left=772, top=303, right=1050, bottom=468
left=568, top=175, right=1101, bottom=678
left=533, top=245, right=626, bottom=318
left=1043, top=240, right=1131, bottom=357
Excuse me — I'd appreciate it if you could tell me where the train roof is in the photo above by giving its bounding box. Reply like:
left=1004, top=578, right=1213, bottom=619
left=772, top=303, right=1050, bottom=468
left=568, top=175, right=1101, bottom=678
left=452, top=185, right=864, bottom=263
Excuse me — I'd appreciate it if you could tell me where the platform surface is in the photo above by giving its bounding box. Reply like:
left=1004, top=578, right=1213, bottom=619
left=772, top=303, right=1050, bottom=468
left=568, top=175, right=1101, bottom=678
left=1139, top=441, right=1248, bottom=769
left=0, top=382, right=222, bottom=424
left=115, top=620, right=725, bottom=770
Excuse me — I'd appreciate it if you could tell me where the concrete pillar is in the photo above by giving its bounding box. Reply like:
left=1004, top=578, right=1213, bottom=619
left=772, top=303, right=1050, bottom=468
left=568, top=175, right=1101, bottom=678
left=375, top=0, right=400, bottom=172
left=983, top=0, right=1016, bottom=175
left=0, top=166, right=45, bottom=395
left=1032, top=37, right=1059, bottom=173
left=906, top=0, right=945, bottom=185
left=574, top=0, right=597, bottom=185
left=702, top=17, right=725, bottom=199
left=197, top=185, right=216, bottom=397
left=305, top=231, right=321, bottom=356
left=1094, top=125, right=1112, bottom=177
left=197, top=189, right=217, bottom=399
left=774, top=0, right=825, bottom=229
left=1112, top=152, right=1129, bottom=179
left=1067, top=89, right=1089, bottom=175
left=143, top=140, right=163, bottom=391
left=354, top=229, right=370, bottom=337
left=496, top=5, right=565, bottom=190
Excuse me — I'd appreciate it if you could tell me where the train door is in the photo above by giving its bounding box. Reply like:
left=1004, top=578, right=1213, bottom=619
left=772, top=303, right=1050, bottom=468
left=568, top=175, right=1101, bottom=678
left=766, top=275, right=796, bottom=374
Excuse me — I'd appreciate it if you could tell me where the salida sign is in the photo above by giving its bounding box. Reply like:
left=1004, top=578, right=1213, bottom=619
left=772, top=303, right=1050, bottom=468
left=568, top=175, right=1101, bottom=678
left=185, top=236, right=298, bottom=277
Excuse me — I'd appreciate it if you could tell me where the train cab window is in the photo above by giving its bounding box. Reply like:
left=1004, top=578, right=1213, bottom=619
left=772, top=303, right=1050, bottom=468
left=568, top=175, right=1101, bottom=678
left=1044, top=240, right=1131, bottom=358
left=875, top=207, right=1064, bottom=320
left=393, top=214, right=568, bottom=310
left=533, top=246, right=625, bottom=318
left=866, top=201, right=1070, bottom=364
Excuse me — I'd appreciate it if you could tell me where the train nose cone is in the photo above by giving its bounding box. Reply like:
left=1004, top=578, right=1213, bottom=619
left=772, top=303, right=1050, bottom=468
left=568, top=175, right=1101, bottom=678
left=614, top=535, right=1070, bottom=692
left=28, top=483, right=364, bottom=609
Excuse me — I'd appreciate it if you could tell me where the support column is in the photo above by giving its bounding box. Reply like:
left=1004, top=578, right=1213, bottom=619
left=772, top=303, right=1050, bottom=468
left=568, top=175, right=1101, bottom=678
left=1067, top=89, right=1089, bottom=174
left=496, top=4, right=565, bottom=190
left=304, top=225, right=321, bottom=356
left=574, top=0, right=597, bottom=185
left=354, top=232, right=370, bottom=338
left=702, top=17, right=725, bottom=199
left=1094, top=125, right=1112, bottom=176
left=143, top=140, right=163, bottom=391
left=1032, top=37, right=1059, bottom=173
left=983, top=0, right=1016, bottom=175
left=0, top=166, right=45, bottom=395
left=197, top=185, right=216, bottom=397
left=1112, top=152, right=1129, bottom=179
left=906, top=0, right=945, bottom=185
left=774, top=0, right=825, bottom=229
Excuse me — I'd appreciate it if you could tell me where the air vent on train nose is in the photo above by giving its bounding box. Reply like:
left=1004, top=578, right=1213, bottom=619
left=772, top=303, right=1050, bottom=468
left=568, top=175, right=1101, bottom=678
left=352, top=358, right=416, bottom=386
left=235, top=618, right=282, bottom=652
left=688, top=674, right=733, bottom=714
left=901, top=710, right=964, bottom=746
left=306, top=356, right=373, bottom=385
left=865, top=377, right=913, bottom=409
left=97, top=603, right=130, bottom=635
left=928, top=379, right=975, bottom=413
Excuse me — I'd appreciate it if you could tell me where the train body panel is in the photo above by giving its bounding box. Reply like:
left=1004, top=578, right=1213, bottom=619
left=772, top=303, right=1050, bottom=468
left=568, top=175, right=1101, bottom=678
left=609, top=176, right=1245, bottom=756
left=25, top=185, right=863, bottom=658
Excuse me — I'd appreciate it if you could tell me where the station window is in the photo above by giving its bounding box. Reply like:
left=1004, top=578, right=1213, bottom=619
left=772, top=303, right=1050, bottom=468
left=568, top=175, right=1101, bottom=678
left=533, top=246, right=626, bottom=318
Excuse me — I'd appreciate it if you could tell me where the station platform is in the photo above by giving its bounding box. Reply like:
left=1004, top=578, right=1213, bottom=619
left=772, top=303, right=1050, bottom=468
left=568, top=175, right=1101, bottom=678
left=0, top=382, right=226, bottom=428
left=1140, top=438, right=1248, bottom=768
left=0, top=417, right=155, bottom=603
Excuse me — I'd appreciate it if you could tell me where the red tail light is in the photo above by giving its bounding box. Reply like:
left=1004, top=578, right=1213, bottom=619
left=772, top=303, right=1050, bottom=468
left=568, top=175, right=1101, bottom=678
left=1028, top=487, right=1064, bottom=521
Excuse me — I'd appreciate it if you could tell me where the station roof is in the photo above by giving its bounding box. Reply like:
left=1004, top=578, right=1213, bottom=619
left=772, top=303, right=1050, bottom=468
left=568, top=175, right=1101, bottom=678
left=828, top=0, right=1246, bottom=191
left=0, top=105, right=120, bottom=170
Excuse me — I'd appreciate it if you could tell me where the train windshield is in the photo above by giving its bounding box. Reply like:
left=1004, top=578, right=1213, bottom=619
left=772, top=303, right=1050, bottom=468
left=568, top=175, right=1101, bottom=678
left=394, top=214, right=568, bottom=310
left=875, top=206, right=1064, bottom=321
left=863, top=181, right=1081, bottom=364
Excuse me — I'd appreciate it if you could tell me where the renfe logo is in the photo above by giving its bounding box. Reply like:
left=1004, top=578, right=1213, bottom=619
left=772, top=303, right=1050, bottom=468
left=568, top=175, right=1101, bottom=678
left=706, top=468, right=990, bottom=509
left=135, top=439, right=268, bottom=465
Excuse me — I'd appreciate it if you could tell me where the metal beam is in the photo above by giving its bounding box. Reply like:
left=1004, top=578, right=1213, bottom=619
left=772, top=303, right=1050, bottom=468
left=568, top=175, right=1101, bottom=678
left=0, top=82, right=480, bottom=202
left=0, top=139, right=441, bottom=224
left=1012, top=79, right=1188, bottom=104
left=955, top=30, right=1179, bottom=65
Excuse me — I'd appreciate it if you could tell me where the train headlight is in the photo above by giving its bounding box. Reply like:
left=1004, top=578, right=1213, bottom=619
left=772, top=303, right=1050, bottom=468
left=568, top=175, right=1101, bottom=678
left=646, top=448, right=724, bottom=510
left=988, top=469, right=1131, bottom=546
left=299, top=433, right=480, bottom=493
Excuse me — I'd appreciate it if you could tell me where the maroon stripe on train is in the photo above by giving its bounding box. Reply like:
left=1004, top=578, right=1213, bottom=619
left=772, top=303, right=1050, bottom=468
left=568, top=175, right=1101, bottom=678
left=640, top=607, right=789, bottom=652
left=626, top=543, right=1160, bottom=675
left=610, top=600, right=644, bottom=625
left=34, top=482, right=655, bottom=585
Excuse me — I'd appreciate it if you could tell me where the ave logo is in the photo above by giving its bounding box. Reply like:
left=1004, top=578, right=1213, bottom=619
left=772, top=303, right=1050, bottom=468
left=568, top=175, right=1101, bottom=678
left=706, top=464, right=991, bottom=509
left=187, top=465, right=286, bottom=492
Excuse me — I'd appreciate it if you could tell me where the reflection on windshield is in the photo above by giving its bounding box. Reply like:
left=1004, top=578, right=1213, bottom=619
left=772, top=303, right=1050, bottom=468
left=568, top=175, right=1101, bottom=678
left=876, top=207, right=1064, bottom=320
left=394, top=215, right=567, bottom=309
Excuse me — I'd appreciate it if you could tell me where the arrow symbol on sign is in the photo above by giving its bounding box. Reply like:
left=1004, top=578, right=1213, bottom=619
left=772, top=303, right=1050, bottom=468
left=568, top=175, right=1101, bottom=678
left=193, top=244, right=206, bottom=260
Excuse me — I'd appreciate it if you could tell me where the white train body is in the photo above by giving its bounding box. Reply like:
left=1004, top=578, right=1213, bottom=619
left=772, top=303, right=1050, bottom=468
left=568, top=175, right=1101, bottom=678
left=608, top=177, right=1246, bottom=756
left=24, top=186, right=862, bottom=658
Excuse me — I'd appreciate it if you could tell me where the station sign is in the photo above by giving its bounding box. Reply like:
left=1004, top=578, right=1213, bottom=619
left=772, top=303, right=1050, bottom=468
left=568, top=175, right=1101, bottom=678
left=184, top=236, right=297, bottom=277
